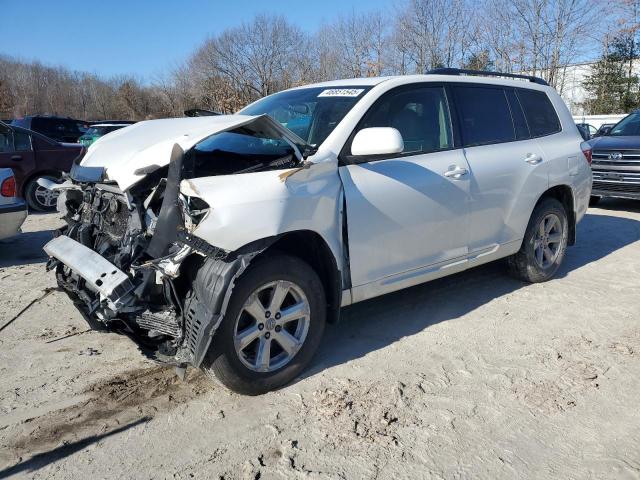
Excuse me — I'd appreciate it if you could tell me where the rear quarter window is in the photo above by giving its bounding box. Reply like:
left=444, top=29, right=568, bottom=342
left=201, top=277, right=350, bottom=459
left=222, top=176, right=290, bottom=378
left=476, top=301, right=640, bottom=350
left=516, top=89, right=561, bottom=137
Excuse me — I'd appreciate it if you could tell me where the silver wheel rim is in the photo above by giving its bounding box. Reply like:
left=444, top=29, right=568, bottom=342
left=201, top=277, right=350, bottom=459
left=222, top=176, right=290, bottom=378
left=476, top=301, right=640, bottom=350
left=534, top=213, right=563, bottom=269
left=34, top=182, right=59, bottom=208
left=233, top=280, right=310, bottom=373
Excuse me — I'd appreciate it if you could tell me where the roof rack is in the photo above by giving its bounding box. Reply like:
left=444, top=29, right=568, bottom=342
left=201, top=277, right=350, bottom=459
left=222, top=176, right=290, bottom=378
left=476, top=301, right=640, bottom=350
left=427, top=68, right=549, bottom=86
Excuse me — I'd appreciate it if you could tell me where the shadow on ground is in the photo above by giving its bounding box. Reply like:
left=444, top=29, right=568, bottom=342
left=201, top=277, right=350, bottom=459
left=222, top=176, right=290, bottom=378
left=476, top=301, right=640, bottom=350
left=0, top=367, right=210, bottom=477
left=0, top=418, right=150, bottom=479
left=307, top=210, right=640, bottom=377
left=0, top=229, right=54, bottom=268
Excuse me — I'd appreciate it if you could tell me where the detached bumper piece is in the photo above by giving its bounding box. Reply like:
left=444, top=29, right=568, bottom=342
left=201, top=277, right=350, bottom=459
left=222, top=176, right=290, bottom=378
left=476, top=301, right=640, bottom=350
left=44, top=235, right=135, bottom=310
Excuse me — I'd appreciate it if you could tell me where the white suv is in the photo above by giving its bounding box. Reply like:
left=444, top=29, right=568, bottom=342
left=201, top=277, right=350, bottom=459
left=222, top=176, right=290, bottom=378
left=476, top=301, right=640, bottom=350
left=43, top=69, right=592, bottom=394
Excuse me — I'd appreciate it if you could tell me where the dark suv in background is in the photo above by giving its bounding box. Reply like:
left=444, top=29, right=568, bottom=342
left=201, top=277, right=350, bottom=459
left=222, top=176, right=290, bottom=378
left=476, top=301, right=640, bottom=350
left=0, top=122, right=84, bottom=211
left=589, top=110, right=640, bottom=204
left=11, top=116, right=89, bottom=143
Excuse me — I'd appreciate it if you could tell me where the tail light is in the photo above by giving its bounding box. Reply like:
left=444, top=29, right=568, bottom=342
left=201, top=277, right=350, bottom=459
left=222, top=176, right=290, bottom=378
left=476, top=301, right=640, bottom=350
left=1, top=175, right=16, bottom=197
left=581, top=142, right=593, bottom=166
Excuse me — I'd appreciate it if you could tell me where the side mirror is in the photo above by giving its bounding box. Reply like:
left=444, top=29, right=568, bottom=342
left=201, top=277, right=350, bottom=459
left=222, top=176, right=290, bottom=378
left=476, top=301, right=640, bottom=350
left=351, top=127, right=404, bottom=156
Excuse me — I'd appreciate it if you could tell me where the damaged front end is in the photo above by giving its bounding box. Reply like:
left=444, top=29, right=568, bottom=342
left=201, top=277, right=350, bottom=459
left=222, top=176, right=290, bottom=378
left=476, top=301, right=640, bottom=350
left=44, top=115, right=307, bottom=368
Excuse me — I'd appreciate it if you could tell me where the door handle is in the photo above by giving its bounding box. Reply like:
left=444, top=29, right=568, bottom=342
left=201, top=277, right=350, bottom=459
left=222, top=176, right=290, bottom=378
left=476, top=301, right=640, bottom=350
left=525, top=153, right=542, bottom=165
left=10, top=154, right=22, bottom=161
left=444, top=166, right=468, bottom=179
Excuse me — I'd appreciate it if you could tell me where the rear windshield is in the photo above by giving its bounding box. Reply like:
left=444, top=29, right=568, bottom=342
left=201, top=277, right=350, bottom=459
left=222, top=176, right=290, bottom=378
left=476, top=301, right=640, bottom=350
left=32, top=118, right=86, bottom=134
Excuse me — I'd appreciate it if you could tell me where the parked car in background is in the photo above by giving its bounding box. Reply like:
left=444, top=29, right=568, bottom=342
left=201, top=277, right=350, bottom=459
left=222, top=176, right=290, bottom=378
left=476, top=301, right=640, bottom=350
left=593, top=123, right=615, bottom=137
left=0, top=122, right=84, bottom=211
left=11, top=116, right=90, bottom=143
left=576, top=123, right=591, bottom=141
left=589, top=110, right=640, bottom=204
left=0, top=168, right=27, bottom=240
left=43, top=69, right=591, bottom=394
left=184, top=109, right=221, bottom=117
left=78, top=122, right=135, bottom=147
left=576, top=122, right=597, bottom=139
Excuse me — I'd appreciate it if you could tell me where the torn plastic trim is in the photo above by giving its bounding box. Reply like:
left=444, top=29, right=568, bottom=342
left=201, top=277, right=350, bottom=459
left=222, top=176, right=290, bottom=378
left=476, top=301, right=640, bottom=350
left=145, top=144, right=184, bottom=258
left=186, top=251, right=261, bottom=367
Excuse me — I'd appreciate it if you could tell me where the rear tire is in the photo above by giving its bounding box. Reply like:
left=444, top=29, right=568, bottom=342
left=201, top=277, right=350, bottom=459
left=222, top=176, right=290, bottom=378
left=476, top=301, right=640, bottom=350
left=508, top=198, right=569, bottom=283
left=589, top=196, right=601, bottom=207
left=25, top=175, right=59, bottom=212
left=200, top=254, right=326, bottom=395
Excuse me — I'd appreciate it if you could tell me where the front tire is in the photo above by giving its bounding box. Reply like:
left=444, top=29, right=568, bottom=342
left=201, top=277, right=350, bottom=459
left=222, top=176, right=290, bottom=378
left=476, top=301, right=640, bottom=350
left=589, top=196, right=601, bottom=207
left=508, top=197, right=569, bottom=283
left=201, top=254, right=326, bottom=395
left=25, top=175, right=59, bottom=212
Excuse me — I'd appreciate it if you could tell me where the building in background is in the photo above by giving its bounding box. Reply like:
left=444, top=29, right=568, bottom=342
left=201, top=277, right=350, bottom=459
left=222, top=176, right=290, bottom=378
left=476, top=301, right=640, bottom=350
left=555, top=59, right=640, bottom=116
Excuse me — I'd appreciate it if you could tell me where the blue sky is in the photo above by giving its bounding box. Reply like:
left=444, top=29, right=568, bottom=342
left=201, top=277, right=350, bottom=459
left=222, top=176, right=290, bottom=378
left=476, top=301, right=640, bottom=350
left=2, top=0, right=392, bottom=80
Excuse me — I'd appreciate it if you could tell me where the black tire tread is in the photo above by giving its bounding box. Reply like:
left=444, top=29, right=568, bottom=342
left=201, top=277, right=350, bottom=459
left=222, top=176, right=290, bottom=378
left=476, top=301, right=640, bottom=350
left=507, top=197, right=568, bottom=283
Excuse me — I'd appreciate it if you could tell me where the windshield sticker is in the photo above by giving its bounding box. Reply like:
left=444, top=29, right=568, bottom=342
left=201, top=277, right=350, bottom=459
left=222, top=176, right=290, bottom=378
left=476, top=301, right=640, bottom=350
left=318, top=88, right=365, bottom=98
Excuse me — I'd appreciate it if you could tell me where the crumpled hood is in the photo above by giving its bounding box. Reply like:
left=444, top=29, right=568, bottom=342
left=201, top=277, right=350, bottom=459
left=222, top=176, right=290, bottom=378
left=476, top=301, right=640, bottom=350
left=80, top=115, right=263, bottom=190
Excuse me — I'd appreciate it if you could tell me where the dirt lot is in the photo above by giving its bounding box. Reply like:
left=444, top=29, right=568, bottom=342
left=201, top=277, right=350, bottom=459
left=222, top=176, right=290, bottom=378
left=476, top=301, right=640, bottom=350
left=0, top=200, right=639, bottom=479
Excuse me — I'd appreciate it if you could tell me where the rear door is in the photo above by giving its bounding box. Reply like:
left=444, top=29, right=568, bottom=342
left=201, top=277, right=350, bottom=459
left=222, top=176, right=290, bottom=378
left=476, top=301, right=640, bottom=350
left=339, top=84, right=471, bottom=299
left=453, top=84, right=549, bottom=253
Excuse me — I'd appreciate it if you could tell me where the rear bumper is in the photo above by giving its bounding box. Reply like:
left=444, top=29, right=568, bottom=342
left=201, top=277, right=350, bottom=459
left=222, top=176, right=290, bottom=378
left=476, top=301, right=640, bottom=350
left=0, top=200, right=27, bottom=240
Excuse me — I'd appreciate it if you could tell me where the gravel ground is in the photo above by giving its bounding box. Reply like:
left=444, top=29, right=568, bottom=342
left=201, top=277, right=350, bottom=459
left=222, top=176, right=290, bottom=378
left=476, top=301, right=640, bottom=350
left=0, top=200, right=639, bottom=480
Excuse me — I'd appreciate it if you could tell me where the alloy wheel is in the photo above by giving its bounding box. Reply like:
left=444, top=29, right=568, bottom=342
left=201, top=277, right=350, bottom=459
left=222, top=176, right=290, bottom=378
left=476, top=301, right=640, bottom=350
left=533, top=213, right=563, bottom=269
left=34, top=183, right=59, bottom=209
left=233, top=280, right=310, bottom=373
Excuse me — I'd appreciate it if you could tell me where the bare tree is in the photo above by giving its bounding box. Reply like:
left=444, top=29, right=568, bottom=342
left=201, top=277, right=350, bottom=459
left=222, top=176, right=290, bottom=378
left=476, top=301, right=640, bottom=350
left=0, top=4, right=634, bottom=121
left=394, top=0, right=473, bottom=73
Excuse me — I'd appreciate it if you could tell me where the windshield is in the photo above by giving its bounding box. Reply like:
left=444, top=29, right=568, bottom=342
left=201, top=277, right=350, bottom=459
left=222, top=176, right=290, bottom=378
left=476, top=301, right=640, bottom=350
left=609, top=113, right=640, bottom=136
left=239, top=86, right=372, bottom=147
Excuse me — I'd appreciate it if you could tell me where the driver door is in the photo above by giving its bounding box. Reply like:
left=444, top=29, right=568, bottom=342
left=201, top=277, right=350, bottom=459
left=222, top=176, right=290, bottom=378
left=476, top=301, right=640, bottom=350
left=339, top=85, right=471, bottom=302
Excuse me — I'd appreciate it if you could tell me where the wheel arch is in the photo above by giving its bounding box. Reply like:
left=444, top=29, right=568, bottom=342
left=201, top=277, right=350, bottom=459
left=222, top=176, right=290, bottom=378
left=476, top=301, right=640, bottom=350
left=177, top=229, right=342, bottom=368
left=535, top=184, right=576, bottom=246
left=178, top=229, right=343, bottom=330
left=20, top=169, right=64, bottom=196
left=245, top=229, right=343, bottom=324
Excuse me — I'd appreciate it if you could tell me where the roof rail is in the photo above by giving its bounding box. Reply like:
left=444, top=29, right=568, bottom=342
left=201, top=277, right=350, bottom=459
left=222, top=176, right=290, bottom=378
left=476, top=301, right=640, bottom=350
left=427, top=68, right=549, bottom=86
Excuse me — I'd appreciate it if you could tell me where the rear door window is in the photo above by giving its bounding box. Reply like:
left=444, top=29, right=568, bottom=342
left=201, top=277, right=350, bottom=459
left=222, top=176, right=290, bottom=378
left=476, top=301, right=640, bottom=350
left=14, top=131, right=32, bottom=151
left=516, top=89, right=561, bottom=137
left=454, top=86, right=515, bottom=146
